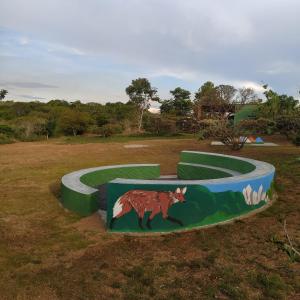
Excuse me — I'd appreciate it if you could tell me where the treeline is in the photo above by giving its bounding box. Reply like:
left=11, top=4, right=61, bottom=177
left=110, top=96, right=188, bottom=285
left=0, top=79, right=299, bottom=145
left=0, top=100, right=140, bottom=143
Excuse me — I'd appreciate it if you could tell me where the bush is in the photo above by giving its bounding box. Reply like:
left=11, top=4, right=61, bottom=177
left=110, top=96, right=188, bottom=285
left=99, top=124, right=123, bottom=137
left=143, top=115, right=177, bottom=135
left=0, top=133, right=14, bottom=144
left=198, top=119, right=221, bottom=139
left=0, top=124, right=14, bottom=137
left=237, top=118, right=275, bottom=135
left=275, top=116, right=300, bottom=137
left=292, top=131, right=300, bottom=146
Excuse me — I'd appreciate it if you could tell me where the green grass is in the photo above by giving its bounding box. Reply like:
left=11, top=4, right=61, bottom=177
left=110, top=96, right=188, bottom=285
left=60, top=133, right=194, bottom=144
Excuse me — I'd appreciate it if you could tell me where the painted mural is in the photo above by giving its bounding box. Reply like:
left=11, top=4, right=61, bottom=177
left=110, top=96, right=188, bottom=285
left=110, top=187, right=187, bottom=230
left=107, top=182, right=274, bottom=232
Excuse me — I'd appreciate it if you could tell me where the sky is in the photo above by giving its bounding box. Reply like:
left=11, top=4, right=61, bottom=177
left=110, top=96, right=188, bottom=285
left=0, top=0, right=300, bottom=107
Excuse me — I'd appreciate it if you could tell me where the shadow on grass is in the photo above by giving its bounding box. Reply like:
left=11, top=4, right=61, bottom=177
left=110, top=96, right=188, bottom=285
left=49, top=181, right=61, bottom=201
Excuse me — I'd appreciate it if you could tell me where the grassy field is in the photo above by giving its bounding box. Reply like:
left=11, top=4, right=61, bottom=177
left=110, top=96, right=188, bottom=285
left=0, top=136, right=299, bottom=299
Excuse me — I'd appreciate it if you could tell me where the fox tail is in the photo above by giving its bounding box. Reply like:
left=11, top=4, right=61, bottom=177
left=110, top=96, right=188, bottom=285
left=113, top=197, right=123, bottom=218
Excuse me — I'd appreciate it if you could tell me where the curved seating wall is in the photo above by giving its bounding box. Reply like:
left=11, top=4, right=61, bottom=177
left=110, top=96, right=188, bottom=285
left=61, top=164, right=160, bottom=216
left=60, top=151, right=275, bottom=233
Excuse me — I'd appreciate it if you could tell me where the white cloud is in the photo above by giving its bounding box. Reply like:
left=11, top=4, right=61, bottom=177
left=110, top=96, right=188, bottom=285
left=19, top=37, right=29, bottom=45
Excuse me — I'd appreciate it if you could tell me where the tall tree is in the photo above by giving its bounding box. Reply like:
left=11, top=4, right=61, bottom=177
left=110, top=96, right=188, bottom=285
left=0, top=89, right=8, bottom=101
left=237, top=87, right=258, bottom=105
left=126, top=78, right=159, bottom=131
left=58, top=110, right=90, bottom=136
left=215, top=84, right=237, bottom=104
left=160, top=87, right=192, bottom=116
left=195, top=81, right=217, bottom=104
left=164, top=87, right=192, bottom=116
left=260, top=86, right=299, bottom=119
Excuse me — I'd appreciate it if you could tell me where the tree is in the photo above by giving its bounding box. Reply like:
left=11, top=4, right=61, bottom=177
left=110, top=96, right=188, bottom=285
left=169, top=87, right=192, bottom=116
left=160, top=87, right=192, bottom=116
left=237, top=87, right=258, bottom=105
left=125, top=78, right=159, bottom=131
left=215, top=85, right=237, bottom=104
left=0, top=89, right=8, bottom=101
left=194, top=82, right=236, bottom=119
left=259, top=86, right=299, bottom=119
left=58, top=110, right=90, bottom=136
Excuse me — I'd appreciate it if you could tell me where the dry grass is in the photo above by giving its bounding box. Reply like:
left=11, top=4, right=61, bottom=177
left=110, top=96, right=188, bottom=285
left=0, top=136, right=299, bottom=299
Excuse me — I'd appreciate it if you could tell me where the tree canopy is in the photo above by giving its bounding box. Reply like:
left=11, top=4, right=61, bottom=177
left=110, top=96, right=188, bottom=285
left=125, top=78, right=159, bottom=131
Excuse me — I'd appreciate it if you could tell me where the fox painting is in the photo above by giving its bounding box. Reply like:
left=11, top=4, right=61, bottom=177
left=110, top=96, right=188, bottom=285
left=110, top=187, right=187, bottom=230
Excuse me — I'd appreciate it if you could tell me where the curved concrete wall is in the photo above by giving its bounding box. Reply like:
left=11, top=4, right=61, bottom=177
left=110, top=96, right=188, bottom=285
left=60, top=151, right=275, bottom=232
left=61, top=164, right=160, bottom=216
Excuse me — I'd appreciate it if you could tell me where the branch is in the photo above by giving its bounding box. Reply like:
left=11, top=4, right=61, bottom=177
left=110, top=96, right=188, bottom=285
left=283, top=220, right=300, bottom=257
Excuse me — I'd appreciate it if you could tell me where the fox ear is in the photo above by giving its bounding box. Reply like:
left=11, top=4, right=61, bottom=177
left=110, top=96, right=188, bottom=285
left=182, top=187, right=187, bottom=194
left=176, top=187, right=180, bottom=193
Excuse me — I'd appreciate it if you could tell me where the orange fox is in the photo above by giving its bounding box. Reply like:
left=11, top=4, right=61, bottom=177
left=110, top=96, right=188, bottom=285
left=110, top=187, right=187, bottom=230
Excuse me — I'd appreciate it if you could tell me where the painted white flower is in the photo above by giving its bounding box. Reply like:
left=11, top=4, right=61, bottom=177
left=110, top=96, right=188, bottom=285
left=242, top=184, right=269, bottom=205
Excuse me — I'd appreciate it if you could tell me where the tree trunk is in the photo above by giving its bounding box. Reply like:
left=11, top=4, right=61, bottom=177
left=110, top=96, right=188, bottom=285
left=138, top=108, right=144, bottom=132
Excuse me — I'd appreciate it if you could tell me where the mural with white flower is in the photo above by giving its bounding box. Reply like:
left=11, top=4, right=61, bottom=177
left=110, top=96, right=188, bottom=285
left=242, top=184, right=270, bottom=205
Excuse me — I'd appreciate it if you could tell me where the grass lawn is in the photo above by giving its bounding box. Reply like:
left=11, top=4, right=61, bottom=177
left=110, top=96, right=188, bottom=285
left=0, top=136, right=299, bottom=299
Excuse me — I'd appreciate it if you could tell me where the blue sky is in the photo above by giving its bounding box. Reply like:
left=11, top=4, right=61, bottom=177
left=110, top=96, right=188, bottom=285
left=0, top=0, right=299, bottom=106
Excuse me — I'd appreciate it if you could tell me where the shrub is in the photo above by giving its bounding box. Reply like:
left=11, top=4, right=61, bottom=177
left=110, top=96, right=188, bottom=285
left=237, top=118, right=275, bottom=135
left=275, top=116, right=300, bottom=137
left=0, top=133, right=14, bottom=144
left=197, top=119, right=220, bottom=139
left=99, top=124, right=123, bottom=137
left=143, top=115, right=177, bottom=135
left=0, top=124, right=14, bottom=137
left=292, top=131, right=300, bottom=146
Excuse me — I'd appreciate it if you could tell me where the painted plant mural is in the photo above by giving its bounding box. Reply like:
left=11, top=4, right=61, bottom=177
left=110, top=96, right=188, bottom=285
left=243, top=184, right=270, bottom=205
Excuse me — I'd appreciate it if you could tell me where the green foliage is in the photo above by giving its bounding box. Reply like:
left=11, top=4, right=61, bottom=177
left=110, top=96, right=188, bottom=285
left=249, top=272, right=290, bottom=299
left=99, top=123, right=123, bottom=137
left=0, top=133, right=14, bottom=144
left=58, top=109, right=90, bottom=136
left=143, top=114, right=177, bottom=135
left=292, top=131, right=300, bottom=146
left=0, top=89, right=8, bottom=100
left=0, top=124, right=14, bottom=136
left=126, top=78, right=159, bottom=131
left=160, top=87, right=192, bottom=116
left=237, top=118, right=276, bottom=135
left=259, top=87, right=299, bottom=119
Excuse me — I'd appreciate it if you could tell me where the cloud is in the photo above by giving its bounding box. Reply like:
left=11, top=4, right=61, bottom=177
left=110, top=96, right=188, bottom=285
left=17, top=94, right=46, bottom=100
left=19, top=37, right=29, bottom=45
left=258, top=61, right=299, bottom=75
left=2, top=81, right=58, bottom=88
left=0, top=0, right=299, bottom=101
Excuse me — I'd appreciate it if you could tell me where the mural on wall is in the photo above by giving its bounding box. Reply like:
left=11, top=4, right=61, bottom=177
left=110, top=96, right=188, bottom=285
left=110, top=187, right=187, bottom=229
left=108, top=181, right=274, bottom=232
left=243, top=184, right=270, bottom=205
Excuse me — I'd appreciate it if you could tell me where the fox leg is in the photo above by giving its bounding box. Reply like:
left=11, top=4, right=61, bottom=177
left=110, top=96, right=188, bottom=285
left=146, top=217, right=152, bottom=230
left=138, top=217, right=144, bottom=230
left=137, top=209, right=146, bottom=230
left=166, top=215, right=183, bottom=226
left=110, top=202, right=132, bottom=229
left=110, top=217, right=116, bottom=229
left=147, top=206, right=161, bottom=230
